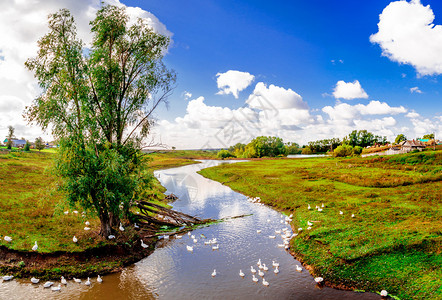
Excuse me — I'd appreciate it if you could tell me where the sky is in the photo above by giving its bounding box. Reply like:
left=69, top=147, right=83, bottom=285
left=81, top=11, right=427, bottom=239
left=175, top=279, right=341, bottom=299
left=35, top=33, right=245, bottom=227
left=0, top=0, right=442, bottom=149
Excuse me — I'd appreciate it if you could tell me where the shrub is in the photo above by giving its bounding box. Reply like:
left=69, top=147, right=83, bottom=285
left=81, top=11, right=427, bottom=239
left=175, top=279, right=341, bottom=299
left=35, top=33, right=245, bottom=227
left=301, top=146, right=313, bottom=155
left=333, top=145, right=354, bottom=157
left=217, top=149, right=235, bottom=159
left=24, top=141, right=31, bottom=151
left=353, top=146, right=363, bottom=155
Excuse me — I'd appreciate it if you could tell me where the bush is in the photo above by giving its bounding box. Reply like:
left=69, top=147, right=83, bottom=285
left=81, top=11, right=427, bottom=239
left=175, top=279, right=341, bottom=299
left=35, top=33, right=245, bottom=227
left=24, top=141, right=31, bottom=151
left=217, top=149, right=235, bottom=159
left=353, top=146, right=363, bottom=155
left=333, top=145, right=354, bottom=157
left=301, top=146, right=313, bottom=155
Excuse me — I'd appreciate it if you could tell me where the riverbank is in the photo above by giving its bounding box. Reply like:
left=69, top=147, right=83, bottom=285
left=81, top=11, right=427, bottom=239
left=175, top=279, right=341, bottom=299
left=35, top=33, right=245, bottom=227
left=0, top=150, right=205, bottom=279
left=198, top=150, right=442, bottom=300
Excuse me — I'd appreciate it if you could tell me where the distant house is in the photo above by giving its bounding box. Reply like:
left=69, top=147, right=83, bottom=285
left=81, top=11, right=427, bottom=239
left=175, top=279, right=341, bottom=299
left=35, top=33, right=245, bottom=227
left=3, top=139, right=27, bottom=148
left=399, top=140, right=426, bottom=152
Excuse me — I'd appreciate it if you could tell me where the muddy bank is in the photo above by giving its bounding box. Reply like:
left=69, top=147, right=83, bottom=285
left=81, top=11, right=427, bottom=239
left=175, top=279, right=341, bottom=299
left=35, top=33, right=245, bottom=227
left=0, top=232, right=157, bottom=280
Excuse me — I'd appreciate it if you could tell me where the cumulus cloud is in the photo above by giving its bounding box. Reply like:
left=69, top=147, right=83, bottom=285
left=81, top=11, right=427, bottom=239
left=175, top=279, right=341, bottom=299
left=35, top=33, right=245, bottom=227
left=246, top=82, right=308, bottom=110
left=410, top=87, right=422, bottom=94
left=216, top=70, right=255, bottom=99
left=0, top=0, right=171, bottom=141
left=332, top=80, right=369, bottom=100
left=370, top=0, right=442, bottom=76
left=406, top=111, right=420, bottom=118
left=183, top=91, right=192, bottom=100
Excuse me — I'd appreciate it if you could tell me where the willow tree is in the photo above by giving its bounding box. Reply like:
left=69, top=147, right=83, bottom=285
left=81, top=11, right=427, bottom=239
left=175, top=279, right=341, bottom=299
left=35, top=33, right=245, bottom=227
left=25, top=5, right=176, bottom=237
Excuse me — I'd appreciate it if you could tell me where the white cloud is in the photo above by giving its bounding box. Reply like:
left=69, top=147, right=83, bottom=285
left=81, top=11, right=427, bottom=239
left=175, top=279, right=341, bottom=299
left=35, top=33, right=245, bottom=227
left=356, top=100, right=407, bottom=115
left=410, top=87, right=422, bottom=94
left=406, top=111, right=420, bottom=118
left=370, top=0, right=442, bottom=76
left=246, top=82, right=308, bottom=110
left=332, top=80, right=369, bottom=100
left=0, top=0, right=171, bottom=142
left=216, top=70, right=255, bottom=99
left=183, top=91, right=192, bottom=100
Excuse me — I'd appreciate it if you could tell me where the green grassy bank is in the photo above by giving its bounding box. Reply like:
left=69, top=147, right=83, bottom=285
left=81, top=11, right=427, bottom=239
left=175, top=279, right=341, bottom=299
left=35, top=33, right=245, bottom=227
left=198, top=151, right=442, bottom=300
left=0, top=149, right=204, bottom=278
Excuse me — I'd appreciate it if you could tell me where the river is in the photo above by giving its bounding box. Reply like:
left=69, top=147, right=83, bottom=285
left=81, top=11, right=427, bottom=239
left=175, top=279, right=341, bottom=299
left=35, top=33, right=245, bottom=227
left=0, top=160, right=380, bottom=299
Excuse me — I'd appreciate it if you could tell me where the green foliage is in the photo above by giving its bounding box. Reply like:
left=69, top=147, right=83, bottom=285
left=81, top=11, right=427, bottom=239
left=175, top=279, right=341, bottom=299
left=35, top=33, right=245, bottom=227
left=6, top=125, right=14, bottom=149
left=422, top=133, right=435, bottom=140
left=248, top=136, right=286, bottom=158
left=23, top=141, right=31, bottom=152
left=333, top=144, right=354, bottom=157
left=308, top=138, right=341, bottom=153
left=35, top=137, right=45, bottom=151
left=24, top=5, right=176, bottom=236
left=217, top=149, right=235, bottom=159
left=353, top=145, right=363, bottom=155
left=394, top=133, right=407, bottom=144
left=285, top=142, right=302, bottom=154
left=343, top=130, right=387, bottom=148
left=228, top=143, right=246, bottom=157
left=301, top=146, right=313, bottom=154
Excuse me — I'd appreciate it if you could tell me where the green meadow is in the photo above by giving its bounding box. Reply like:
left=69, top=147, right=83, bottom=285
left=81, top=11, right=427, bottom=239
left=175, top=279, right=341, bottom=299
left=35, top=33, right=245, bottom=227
left=199, top=151, right=442, bottom=300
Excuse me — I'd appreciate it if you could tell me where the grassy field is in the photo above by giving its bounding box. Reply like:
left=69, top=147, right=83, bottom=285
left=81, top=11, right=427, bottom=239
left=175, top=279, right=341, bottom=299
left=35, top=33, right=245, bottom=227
left=0, top=149, right=205, bottom=254
left=198, top=150, right=442, bottom=300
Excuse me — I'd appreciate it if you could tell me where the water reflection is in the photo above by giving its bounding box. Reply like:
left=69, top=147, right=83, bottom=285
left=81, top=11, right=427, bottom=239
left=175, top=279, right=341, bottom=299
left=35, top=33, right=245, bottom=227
left=1, top=160, right=380, bottom=299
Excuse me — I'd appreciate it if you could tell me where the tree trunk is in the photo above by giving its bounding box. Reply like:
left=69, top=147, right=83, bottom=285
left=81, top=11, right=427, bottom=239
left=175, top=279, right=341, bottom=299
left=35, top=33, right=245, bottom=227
left=99, top=211, right=112, bottom=237
left=109, top=211, right=119, bottom=228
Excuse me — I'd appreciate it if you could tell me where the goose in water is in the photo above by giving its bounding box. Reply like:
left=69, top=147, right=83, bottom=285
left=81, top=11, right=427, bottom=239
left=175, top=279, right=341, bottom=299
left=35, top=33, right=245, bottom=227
left=239, top=270, right=245, bottom=277
left=258, top=270, right=264, bottom=277
left=296, top=265, right=302, bottom=272
left=193, top=238, right=198, bottom=243
left=256, top=230, right=262, bottom=233
left=275, top=230, right=281, bottom=234
left=187, top=232, right=191, bottom=236
left=2, top=275, right=13, bottom=281
left=73, top=236, right=78, bottom=243
left=119, top=223, right=125, bottom=231
left=186, top=245, right=193, bottom=252
left=85, top=277, right=91, bottom=286
left=32, top=241, right=38, bottom=251
left=4, top=236, right=12, bottom=242
left=211, top=269, right=216, bottom=277
left=204, top=241, right=211, bottom=245
left=252, top=274, right=258, bottom=282
left=140, top=239, right=148, bottom=248
left=176, top=235, right=183, bottom=239
left=250, top=266, right=256, bottom=273
left=272, top=261, right=279, bottom=268
left=277, top=243, right=285, bottom=248
left=73, top=278, right=81, bottom=283
left=191, top=235, right=195, bottom=239
left=258, top=263, right=264, bottom=270
left=61, top=276, right=67, bottom=285
left=43, top=281, right=54, bottom=288
left=51, top=284, right=61, bottom=291
left=97, top=275, right=103, bottom=283
left=269, top=235, right=276, bottom=239
left=212, top=244, right=219, bottom=250
left=257, top=259, right=261, bottom=266
left=262, top=264, right=269, bottom=271
left=262, top=278, right=269, bottom=286
left=31, top=277, right=40, bottom=284
left=274, top=266, right=279, bottom=274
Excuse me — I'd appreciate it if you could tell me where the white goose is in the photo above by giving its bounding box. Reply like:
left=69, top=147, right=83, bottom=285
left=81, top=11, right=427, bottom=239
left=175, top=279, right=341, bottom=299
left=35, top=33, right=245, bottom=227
left=314, top=277, right=323, bottom=283
left=211, top=269, right=216, bottom=277
left=274, top=266, right=279, bottom=274
left=257, top=259, right=261, bottom=266
left=134, top=223, right=139, bottom=229
left=108, top=235, right=115, bottom=239
left=2, top=275, right=13, bottom=281
left=308, top=204, right=311, bottom=210
left=262, top=278, right=269, bottom=286
left=51, top=284, right=61, bottom=291
left=85, top=221, right=90, bottom=226
left=97, top=275, right=103, bottom=283
left=212, top=244, right=219, bottom=250
left=140, top=239, right=148, bottom=248
left=269, top=235, right=276, bottom=239
left=73, top=236, right=78, bottom=243
left=380, top=290, right=388, bottom=297
left=256, top=230, right=262, bottom=233
left=307, top=221, right=313, bottom=226
left=61, top=276, right=67, bottom=285
left=73, top=277, right=81, bottom=283
left=32, top=241, right=38, bottom=251
left=296, top=265, right=302, bottom=272
left=239, top=270, right=245, bottom=277
left=258, top=270, right=264, bottom=277
left=252, top=274, right=258, bottom=282
left=186, top=245, right=193, bottom=252
left=85, top=277, right=91, bottom=286
left=272, top=261, right=279, bottom=268
left=175, top=235, right=183, bottom=239
left=119, top=223, right=125, bottom=231
left=262, top=264, right=269, bottom=271
left=31, top=277, right=39, bottom=284
left=339, top=211, right=343, bottom=215
left=193, top=238, right=198, bottom=243
left=250, top=266, right=256, bottom=273
left=43, top=281, right=54, bottom=288
left=4, top=236, right=12, bottom=242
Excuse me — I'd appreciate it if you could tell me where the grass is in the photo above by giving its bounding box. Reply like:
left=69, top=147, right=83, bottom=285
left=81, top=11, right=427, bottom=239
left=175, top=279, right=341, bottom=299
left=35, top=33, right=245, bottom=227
left=0, top=149, right=209, bottom=253
left=198, top=150, right=442, bottom=300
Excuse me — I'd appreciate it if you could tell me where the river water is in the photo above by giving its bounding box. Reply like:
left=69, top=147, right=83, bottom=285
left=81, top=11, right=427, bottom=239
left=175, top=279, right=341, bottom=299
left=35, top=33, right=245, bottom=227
left=0, top=160, right=380, bottom=300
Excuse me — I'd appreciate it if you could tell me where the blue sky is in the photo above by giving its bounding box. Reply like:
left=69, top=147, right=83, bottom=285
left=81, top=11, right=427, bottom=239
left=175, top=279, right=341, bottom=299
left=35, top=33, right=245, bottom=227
left=0, top=0, right=441, bottom=148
